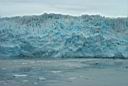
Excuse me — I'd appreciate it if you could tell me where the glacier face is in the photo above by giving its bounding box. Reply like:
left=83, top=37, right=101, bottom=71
left=0, top=13, right=128, bottom=59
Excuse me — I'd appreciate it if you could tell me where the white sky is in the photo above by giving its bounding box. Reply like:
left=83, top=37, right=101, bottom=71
left=0, top=0, right=128, bottom=17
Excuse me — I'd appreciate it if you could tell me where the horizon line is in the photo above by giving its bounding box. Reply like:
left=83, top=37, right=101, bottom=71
left=0, top=12, right=128, bottom=19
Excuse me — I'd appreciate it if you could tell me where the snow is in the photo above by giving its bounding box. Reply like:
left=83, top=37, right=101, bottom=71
left=0, top=13, right=128, bottom=59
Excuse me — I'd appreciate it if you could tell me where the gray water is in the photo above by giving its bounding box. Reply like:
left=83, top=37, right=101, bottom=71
left=0, top=59, right=128, bottom=86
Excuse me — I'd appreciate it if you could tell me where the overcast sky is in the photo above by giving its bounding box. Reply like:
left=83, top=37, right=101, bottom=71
left=0, top=0, right=128, bottom=17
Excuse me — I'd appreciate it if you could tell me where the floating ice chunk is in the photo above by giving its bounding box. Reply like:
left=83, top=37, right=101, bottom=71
left=13, top=74, right=27, bottom=77
left=1, top=68, right=7, bottom=70
left=68, top=77, right=77, bottom=80
left=33, top=82, right=38, bottom=85
left=51, top=70, right=62, bottom=73
left=22, top=80, right=29, bottom=83
left=22, top=62, right=28, bottom=65
left=38, top=77, right=46, bottom=81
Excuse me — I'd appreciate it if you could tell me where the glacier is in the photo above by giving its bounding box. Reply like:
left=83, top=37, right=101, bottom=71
left=0, top=13, right=128, bottom=59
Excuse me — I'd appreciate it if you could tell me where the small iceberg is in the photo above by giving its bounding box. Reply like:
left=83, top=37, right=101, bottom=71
left=13, top=74, right=28, bottom=77
left=68, top=77, right=77, bottom=80
left=51, top=70, right=62, bottom=73
left=38, top=77, right=46, bottom=81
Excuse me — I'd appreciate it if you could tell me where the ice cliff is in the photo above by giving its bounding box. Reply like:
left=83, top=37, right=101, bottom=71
left=0, top=13, right=128, bottom=59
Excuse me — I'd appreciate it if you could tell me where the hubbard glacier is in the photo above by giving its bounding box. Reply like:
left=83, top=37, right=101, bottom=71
left=0, top=13, right=128, bottom=59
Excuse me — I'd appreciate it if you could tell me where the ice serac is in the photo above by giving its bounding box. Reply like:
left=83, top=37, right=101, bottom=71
left=0, top=13, right=128, bottom=59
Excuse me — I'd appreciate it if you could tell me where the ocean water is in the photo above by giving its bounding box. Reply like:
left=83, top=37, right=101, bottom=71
left=0, top=59, right=128, bottom=86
